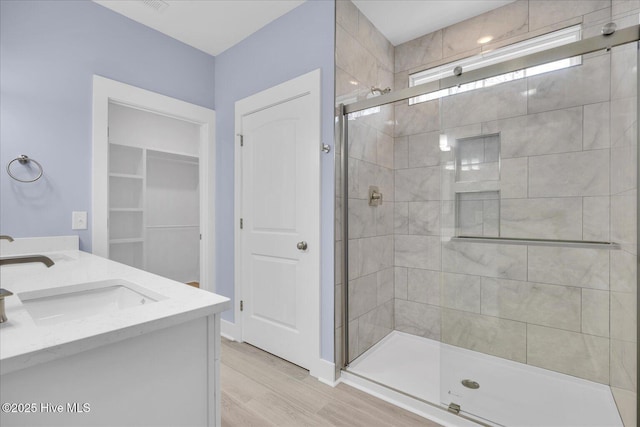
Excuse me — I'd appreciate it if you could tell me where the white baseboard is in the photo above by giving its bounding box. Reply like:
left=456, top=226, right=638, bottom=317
left=221, top=319, right=241, bottom=341
left=221, top=320, right=336, bottom=387
left=311, top=358, right=338, bottom=387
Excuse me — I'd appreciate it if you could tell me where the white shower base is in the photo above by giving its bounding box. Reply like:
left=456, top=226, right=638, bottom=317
left=344, top=331, right=623, bottom=427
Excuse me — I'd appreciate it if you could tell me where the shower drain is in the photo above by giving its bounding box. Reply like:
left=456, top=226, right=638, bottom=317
left=461, top=379, right=480, bottom=389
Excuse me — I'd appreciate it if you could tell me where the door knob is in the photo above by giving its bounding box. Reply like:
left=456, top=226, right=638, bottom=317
left=297, top=241, right=308, bottom=251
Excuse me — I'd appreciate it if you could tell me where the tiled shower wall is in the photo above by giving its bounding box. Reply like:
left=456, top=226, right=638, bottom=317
left=334, top=0, right=396, bottom=363
left=391, top=0, right=638, bottom=423
left=394, top=50, right=637, bottom=377
left=336, top=2, right=638, bottom=422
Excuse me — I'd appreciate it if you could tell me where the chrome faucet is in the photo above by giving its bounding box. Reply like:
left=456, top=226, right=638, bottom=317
left=0, top=256, right=53, bottom=323
left=0, top=235, right=14, bottom=242
left=0, top=255, right=55, bottom=268
left=0, top=289, right=13, bottom=323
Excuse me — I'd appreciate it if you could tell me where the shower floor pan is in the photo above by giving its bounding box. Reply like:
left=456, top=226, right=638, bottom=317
left=345, top=331, right=622, bottom=427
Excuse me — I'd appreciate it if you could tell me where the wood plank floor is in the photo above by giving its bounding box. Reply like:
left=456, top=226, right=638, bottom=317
left=221, top=338, right=443, bottom=426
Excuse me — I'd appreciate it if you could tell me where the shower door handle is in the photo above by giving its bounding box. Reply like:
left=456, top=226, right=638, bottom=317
left=296, top=241, right=308, bottom=251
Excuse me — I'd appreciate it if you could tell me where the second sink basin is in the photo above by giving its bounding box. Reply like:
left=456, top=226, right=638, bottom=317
left=18, top=279, right=165, bottom=325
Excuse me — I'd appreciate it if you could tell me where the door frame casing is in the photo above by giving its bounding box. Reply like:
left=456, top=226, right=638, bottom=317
left=92, top=75, right=216, bottom=292
left=233, top=69, right=322, bottom=377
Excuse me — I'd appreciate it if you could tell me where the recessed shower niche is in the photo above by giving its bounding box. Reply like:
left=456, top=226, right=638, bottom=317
left=453, top=133, right=500, bottom=237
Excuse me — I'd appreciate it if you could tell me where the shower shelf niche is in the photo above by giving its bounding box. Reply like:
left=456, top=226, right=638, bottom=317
left=453, top=133, right=501, bottom=239
left=448, top=132, right=620, bottom=250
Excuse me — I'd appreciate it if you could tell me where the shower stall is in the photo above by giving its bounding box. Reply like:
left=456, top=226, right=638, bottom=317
left=335, top=3, right=639, bottom=425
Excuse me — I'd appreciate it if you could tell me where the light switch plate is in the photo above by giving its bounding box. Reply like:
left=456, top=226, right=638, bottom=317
left=72, top=211, right=88, bottom=230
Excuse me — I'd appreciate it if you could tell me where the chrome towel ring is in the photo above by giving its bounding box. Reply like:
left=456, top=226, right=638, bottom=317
left=6, top=155, right=43, bottom=183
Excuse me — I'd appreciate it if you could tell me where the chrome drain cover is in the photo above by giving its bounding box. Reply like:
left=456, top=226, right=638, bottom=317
left=461, top=379, right=480, bottom=389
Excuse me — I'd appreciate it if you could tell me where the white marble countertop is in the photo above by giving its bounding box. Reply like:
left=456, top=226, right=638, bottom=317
left=0, top=238, right=230, bottom=375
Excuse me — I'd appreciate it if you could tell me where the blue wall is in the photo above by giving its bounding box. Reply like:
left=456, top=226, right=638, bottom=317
left=0, top=0, right=216, bottom=250
left=214, top=0, right=335, bottom=361
left=1, top=0, right=335, bottom=362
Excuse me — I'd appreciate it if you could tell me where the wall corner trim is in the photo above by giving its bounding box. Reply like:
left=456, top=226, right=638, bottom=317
left=220, top=318, right=241, bottom=341
left=311, top=358, right=338, bottom=386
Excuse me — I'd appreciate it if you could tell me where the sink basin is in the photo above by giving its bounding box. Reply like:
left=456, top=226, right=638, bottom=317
left=18, top=279, right=165, bottom=325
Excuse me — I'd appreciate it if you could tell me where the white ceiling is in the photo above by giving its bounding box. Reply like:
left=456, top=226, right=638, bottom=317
left=94, top=0, right=516, bottom=57
left=353, top=0, right=516, bottom=46
left=93, top=0, right=305, bottom=56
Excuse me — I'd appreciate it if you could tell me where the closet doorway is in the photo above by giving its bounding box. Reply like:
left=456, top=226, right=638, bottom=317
left=92, top=76, right=216, bottom=291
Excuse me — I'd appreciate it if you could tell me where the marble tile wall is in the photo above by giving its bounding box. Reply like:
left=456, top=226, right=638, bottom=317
left=335, top=0, right=396, bottom=363
left=389, top=1, right=639, bottom=422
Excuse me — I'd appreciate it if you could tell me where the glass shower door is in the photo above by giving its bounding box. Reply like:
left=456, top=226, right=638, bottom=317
left=343, top=102, right=396, bottom=365
left=437, top=40, right=637, bottom=426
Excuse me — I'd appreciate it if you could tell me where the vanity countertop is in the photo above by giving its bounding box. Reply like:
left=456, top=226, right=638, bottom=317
left=0, top=242, right=230, bottom=375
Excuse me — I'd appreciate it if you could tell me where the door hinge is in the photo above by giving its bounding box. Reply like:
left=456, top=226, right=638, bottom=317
left=199, top=233, right=202, bottom=240
left=240, top=300, right=244, bottom=311
left=238, top=134, right=244, bottom=147
left=240, top=218, right=243, bottom=229
left=448, top=403, right=461, bottom=415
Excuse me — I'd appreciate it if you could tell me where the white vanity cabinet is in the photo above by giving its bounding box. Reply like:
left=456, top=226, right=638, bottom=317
left=1, top=315, right=220, bottom=426
left=0, top=237, right=229, bottom=427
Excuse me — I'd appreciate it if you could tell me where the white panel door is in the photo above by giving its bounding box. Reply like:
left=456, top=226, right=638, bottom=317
left=240, top=92, right=318, bottom=370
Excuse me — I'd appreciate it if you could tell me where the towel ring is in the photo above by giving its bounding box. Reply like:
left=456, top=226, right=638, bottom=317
left=7, top=155, right=43, bottom=183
